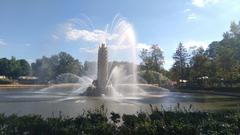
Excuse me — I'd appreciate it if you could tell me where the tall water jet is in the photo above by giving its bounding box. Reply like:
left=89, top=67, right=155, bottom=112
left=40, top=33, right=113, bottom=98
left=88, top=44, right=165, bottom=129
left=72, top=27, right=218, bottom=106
left=97, top=43, right=108, bottom=94
left=76, top=16, right=168, bottom=97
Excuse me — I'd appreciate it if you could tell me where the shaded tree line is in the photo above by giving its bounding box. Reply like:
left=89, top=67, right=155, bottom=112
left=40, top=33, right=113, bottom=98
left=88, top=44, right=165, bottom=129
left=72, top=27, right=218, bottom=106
left=0, top=52, right=85, bottom=83
left=31, top=52, right=84, bottom=83
left=170, top=21, right=240, bottom=88
left=0, top=57, right=30, bottom=79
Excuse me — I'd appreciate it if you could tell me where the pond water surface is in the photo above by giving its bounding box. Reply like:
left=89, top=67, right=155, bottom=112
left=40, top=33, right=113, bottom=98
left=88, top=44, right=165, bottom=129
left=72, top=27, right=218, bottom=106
left=0, top=87, right=239, bottom=117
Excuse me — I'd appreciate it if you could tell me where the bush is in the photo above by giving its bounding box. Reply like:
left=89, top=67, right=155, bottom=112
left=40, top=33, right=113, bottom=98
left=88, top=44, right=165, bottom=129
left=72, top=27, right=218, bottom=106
left=0, top=105, right=239, bottom=134
left=55, top=73, right=80, bottom=84
left=139, top=70, right=173, bottom=88
left=0, top=78, right=12, bottom=84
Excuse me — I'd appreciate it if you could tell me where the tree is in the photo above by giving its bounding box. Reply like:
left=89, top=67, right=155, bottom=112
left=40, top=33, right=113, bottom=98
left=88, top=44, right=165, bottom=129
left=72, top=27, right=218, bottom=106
left=211, top=21, right=240, bottom=87
left=0, top=58, right=10, bottom=76
left=151, top=45, right=164, bottom=72
left=139, top=44, right=164, bottom=72
left=171, top=42, right=189, bottom=83
left=189, top=47, right=211, bottom=87
left=18, top=59, right=31, bottom=76
left=0, top=57, right=31, bottom=79
left=31, top=52, right=83, bottom=83
left=169, top=21, right=240, bottom=89
left=230, top=21, right=240, bottom=37
left=205, top=41, right=218, bottom=60
left=31, top=56, right=54, bottom=82
left=56, top=52, right=83, bottom=75
left=9, top=57, right=21, bottom=79
left=216, top=44, right=235, bottom=87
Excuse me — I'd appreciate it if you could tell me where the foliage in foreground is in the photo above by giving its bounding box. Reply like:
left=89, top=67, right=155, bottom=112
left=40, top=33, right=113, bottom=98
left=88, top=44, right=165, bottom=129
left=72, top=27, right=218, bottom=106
left=0, top=105, right=239, bottom=135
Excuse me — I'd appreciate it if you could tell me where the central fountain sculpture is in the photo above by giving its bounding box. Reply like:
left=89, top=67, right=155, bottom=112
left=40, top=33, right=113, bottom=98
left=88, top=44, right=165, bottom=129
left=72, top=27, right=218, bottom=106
left=82, top=43, right=109, bottom=96
left=97, top=43, right=108, bottom=94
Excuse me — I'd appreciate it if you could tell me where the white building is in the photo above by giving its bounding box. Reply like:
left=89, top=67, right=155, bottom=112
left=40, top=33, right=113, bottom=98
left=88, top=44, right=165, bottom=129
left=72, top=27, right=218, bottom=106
left=0, top=76, right=6, bottom=79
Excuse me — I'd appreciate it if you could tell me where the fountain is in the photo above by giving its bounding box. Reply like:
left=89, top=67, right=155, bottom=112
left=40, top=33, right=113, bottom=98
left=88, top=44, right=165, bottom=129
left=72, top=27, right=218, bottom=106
left=96, top=44, right=108, bottom=94
left=39, top=17, right=169, bottom=97
left=81, top=43, right=110, bottom=96
left=81, top=42, right=153, bottom=97
left=75, top=17, right=170, bottom=97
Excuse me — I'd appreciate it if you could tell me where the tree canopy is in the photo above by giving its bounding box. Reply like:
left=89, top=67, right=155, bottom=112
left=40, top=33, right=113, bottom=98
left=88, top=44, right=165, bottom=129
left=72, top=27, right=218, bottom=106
left=31, top=52, right=83, bottom=83
left=0, top=57, right=30, bottom=79
left=139, top=44, right=164, bottom=72
left=170, top=43, right=189, bottom=83
left=170, top=21, right=240, bottom=88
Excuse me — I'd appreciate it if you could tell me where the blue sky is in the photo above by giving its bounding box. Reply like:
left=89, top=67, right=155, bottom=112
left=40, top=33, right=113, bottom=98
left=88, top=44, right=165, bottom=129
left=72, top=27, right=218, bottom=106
left=0, top=0, right=240, bottom=69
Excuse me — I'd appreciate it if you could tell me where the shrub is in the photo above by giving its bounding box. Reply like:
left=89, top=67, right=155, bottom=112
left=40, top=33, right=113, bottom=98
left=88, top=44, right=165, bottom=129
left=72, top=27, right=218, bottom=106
left=0, top=78, right=12, bottom=84
left=0, top=105, right=239, bottom=134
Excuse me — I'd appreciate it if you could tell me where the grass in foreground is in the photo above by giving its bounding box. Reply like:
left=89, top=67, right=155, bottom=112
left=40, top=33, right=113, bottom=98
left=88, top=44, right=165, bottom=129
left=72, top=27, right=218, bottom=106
left=0, top=105, right=239, bottom=135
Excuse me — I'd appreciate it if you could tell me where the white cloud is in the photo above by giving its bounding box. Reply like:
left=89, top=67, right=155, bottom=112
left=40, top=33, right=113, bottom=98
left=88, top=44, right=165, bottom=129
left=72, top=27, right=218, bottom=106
left=79, top=42, right=150, bottom=53
left=184, top=40, right=209, bottom=49
left=66, top=29, right=116, bottom=43
left=108, top=43, right=150, bottom=51
left=0, top=39, right=7, bottom=46
left=64, top=19, right=118, bottom=43
left=108, top=45, right=129, bottom=50
left=80, top=43, right=150, bottom=53
left=27, top=59, right=34, bottom=64
left=79, top=47, right=97, bottom=53
left=64, top=18, right=151, bottom=53
left=164, top=59, right=174, bottom=70
left=183, top=8, right=197, bottom=21
left=192, top=0, right=219, bottom=8
left=187, top=13, right=198, bottom=20
left=136, top=43, right=150, bottom=50
left=192, top=0, right=205, bottom=7
left=183, top=8, right=191, bottom=13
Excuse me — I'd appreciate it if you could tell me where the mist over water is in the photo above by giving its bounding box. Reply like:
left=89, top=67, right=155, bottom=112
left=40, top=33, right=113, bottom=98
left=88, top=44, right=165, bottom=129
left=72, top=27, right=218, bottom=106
left=101, top=16, right=141, bottom=97
left=40, top=16, right=149, bottom=97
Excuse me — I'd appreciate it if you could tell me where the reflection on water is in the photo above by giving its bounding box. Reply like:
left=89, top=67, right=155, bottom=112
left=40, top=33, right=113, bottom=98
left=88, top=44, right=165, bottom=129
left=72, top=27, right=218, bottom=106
left=0, top=87, right=239, bottom=117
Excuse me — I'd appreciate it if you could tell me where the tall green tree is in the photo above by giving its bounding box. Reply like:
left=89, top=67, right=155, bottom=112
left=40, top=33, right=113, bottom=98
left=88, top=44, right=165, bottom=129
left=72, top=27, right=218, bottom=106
left=189, top=47, right=211, bottom=87
left=171, top=42, right=189, bottom=83
left=18, top=59, right=31, bottom=76
left=56, top=52, right=83, bottom=75
left=205, top=41, right=218, bottom=60
left=216, top=43, right=235, bottom=87
left=212, top=21, right=240, bottom=87
left=9, top=57, right=20, bottom=79
left=0, top=58, right=10, bottom=77
left=139, top=44, right=164, bottom=72
left=169, top=21, right=240, bottom=88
